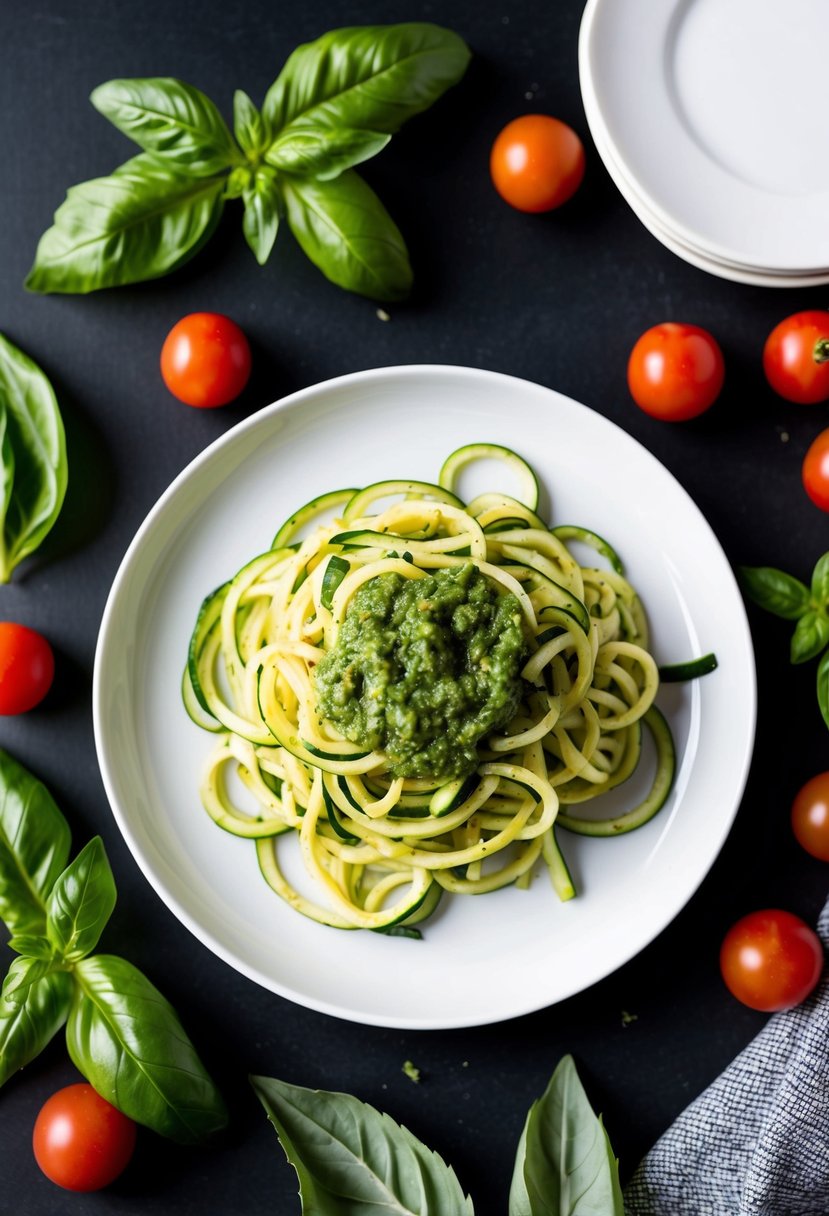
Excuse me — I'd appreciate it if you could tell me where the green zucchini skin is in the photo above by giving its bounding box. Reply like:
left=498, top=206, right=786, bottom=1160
left=556, top=707, right=675, bottom=837
left=552, top=525, right=624, bottom=575
left=439, top=443, right=539, bottom=510
left=658, top=653, right=718, bottom=682
left=344, top=479, right=463, bottom=522
left=272, top=487, right=356, bottom=548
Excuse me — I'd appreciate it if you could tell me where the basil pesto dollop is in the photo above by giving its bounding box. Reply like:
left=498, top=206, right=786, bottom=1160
left=313, top=563, right=528, bottom=779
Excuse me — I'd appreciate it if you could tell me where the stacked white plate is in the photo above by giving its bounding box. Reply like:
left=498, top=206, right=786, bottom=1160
left=579, top=0, right=829, bottom=287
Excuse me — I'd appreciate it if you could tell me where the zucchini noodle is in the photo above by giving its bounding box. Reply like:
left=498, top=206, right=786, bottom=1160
left=184, top=444, right=674, bottom=933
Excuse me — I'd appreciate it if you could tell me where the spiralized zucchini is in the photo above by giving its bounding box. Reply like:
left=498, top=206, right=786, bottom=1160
left=184, top=445, right=673, bottom=933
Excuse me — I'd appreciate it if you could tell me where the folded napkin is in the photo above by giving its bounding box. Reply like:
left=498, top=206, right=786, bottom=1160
left=624, top=897, right=829, bottom=1216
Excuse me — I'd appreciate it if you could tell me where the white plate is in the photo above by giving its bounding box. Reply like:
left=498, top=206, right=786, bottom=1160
left=579, top=54, right=829, bottom=288
left=580, top=0, right=829, bottom=273
left=93, top=366, right=756, bottom=1030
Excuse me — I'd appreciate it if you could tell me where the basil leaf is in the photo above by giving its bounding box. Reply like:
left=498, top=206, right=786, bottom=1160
left=242, top=169, right=281, bottom=265
left=738, top=565, right=811, bottom=620
left=252, top=1075, right=474, bottom=1215
left=46, top=837, right=116, bottom=962
left=508, top=1055, right=624, bottom=1216
left=91, top=77, right=239, bottom=176
left=7, top=933, right=54, bottom=959
left=0, top=335, right=67, bottom=583
left=26, top=154, right=226, bottom=294
left=0, top=748, right=71, bottom=937
left=790, top=611, right=829, bottom=665
left=67, top=955, right=227, bottom=1143
left=0, top=971, right=72, bottom=1087
left=263, top=23, right=470, bottom=138
left=811, top=551, right=829, bottom=608
left=509, top=1115, right=533, bottom=1215
left=1, top=955, right=57, bottom=1006
left=224, top=165, right=252, bottom=201
left=266, top=126, right=390, bottom=181
left=818, top=649, right=829, bottom=731
left=283, top=170, right=412, bottom=301
left=234, top=89, right=269, bottom=160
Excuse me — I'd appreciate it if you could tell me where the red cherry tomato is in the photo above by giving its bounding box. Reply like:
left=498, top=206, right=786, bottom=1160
left=0, top=622, right=54, bottom=714
left=490, top=114, right=585, bottom=213
left=627, top=322, right=725, bottom=421
left=802, top=428, right=829, bottom=512
left=32, top=1084, right=136, bottom=1192
left=792, top=772, right=829, bottom=860
left=160, top=312, right=251, bottom=408
left=763, top=310, right=829, bottom=404
left=719, top=909, right=823, bottom=1012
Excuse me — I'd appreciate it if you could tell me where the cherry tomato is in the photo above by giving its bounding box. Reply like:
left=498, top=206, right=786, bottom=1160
left=160, top=312, right=251, bottom=408
left=627, top=322, right=725, bottom=421
left=32, top=1084, right=136, bottom=1192
left=792, top=772, right=829, bottom=860
left=490, top=114, right=585, bottom=213
left=0, top=622, right=54, bottom=714
left=802, top=427, right=829, bottom=512
left=763, top=310, right=829, bottom=404
left=719, top=909, right=823, bottom=1012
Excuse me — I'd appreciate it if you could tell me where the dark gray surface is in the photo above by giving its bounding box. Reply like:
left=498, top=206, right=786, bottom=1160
left=1, top=1, right=827, bottom=1211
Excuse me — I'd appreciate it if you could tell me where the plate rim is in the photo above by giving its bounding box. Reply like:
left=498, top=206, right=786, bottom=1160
left=579, top=0, right=829, bottom=273
left=578, top=39, right=829, bottom=289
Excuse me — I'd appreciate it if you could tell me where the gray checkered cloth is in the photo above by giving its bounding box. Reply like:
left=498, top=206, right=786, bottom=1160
left=624, top=897, right=829, bottom=1216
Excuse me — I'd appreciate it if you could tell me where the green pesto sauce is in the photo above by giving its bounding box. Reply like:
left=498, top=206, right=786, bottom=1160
left=313, top=563, right=527, bottom=780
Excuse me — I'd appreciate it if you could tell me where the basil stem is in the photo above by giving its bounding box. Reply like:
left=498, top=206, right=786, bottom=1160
left=283, top=169, right=412, bottom=301
left=252, top=1075, right=474, bottom=1215
left=0, top=335, right=68, bottom=583
left=91, top=77, right=240, bottom=176
left=509, top=1055, right=624, bottom=1216
left=738, top=565, right=811, bottom=620
left=68, top=955, right=228, bottom=1143
left=26, top=154, right=227, bottom=294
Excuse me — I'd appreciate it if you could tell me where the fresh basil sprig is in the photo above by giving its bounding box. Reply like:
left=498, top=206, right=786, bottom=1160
left=0, top=333, right=68, bottom=583
left=252, top=1054, right=622, bottom=1215
left=740, top=550, right=829, bottom=730
left=0, top=749, right=226, bottom=1143
left=26, top=23, right=470, bottom=300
